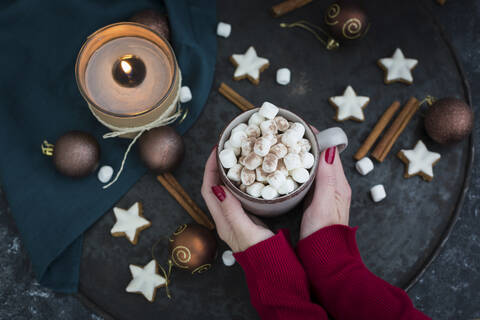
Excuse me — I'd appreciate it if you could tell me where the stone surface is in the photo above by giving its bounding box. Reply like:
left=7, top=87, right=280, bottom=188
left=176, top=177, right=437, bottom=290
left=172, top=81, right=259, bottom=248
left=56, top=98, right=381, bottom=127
left=0, top=1, right=479, bottom=319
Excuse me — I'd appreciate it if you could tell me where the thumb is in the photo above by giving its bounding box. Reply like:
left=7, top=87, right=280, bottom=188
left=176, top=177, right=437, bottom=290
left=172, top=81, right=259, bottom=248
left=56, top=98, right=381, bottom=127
left=312, top=146, right=338, bottom=201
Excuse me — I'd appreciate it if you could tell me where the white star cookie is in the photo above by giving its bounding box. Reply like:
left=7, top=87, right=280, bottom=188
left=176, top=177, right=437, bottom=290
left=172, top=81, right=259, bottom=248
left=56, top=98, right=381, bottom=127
left=110, top=202, right=151, bottom=245
left=378, top=48, right=418, bottom=84
left=126, top=260, right=166, bottom=302
left=230, top=46, right=269, bottom=85
left=398, top=140, right=441, bottom=182
left=329, top=85, right=370, bottom=122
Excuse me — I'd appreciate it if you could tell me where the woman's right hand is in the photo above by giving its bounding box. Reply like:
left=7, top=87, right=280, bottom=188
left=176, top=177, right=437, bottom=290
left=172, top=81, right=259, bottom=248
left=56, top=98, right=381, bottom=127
left=300, top=145, right=352, bottom=240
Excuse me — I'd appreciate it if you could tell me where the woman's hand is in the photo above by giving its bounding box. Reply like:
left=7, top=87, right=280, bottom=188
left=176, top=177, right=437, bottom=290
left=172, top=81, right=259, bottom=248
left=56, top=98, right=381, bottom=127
left=201, top=148, right=274, bottom=252
left=300, top=143, right=352, bottom=240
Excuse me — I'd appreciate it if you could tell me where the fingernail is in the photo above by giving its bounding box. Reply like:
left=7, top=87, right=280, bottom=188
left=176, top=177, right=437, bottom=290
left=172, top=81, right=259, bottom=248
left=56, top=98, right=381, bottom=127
left=211, top=185, right=226, bottom=202
left=325, top=146, right=336, bottom=164
left=212, top=144, right=218, bottom=152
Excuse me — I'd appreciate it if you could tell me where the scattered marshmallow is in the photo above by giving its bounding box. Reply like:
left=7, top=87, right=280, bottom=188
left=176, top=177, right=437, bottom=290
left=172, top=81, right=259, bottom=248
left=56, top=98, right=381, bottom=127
left=241, top=168, right=256, bottom=186
left=276, top=68, right=291, bottom=86
left=245, top=124, right=261, bottom=138
left=291, top=168, right=310, bottom=183
left=224, top=140, right=240, bottom=156
left=278, top=177, right=296, bottom=195
left=248, top=112, right=265, bottom=126
left=267, top=171, right=286, bottom=190
left=370, top=184, right=386, bottom=202
left=261, top=185, right=279, bottom=200
left=222, top=250, right=235, bottom=266
left=227, top=164, right=242, bottom=182
left=262, top=153, right=278, bottom=173
left=300, top=152, right=315, bottom=169
left=98, top=165, right=114, bottom=183
left=179, top=86, right=192, bottom=103
left=260, top=120, right=278, bottom=136
left=274, top=116, right=290, bottom=132
left=246, top=182, right=264, bottom=198
left=232, top=123, right=248, bottom=134
left=284, top=153, right=302, bottom=171
left=355, top=157, right=374, bottom=176
left=219, top=149, right=237, bottom=169
left=270, top=143, right=288, bottom=159
left=217, top=22, right=231, bottom=38
left=255, top=167, right=269, bottom=182
left=254, top=137, right=272, bottom=157
left=244, top=152, right=263, bottom=170
left=230, top=130, right=247, bottom=148
left=259, top=102, right=279, bottom=119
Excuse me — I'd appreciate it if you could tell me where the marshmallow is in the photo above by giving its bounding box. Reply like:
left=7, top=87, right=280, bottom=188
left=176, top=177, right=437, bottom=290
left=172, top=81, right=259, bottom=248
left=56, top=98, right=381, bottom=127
left=270, top=143, right=288, bottom=159
left=256, top=167, right=269, bottom=182
left=254, top=137, right=272, bottom=157
left=245, top=124, right=261, bottom=138
left=248, top=112, right=265, bottom=126
left=284, top=153, right=302, bottom=171
left=239, top=184, right=247, bottom=192
left=276, top=159, right=289, bottom=176
left=232, top=123, right=248, bottom=134
left=289, top=122, right=305, bottom=138
left=259, top=102, right=279, bottom=119
left=288, top=141, right=302, bottom=154
left=262, top=153, right=278, bottom=173
left=291, top=168, right=310, bottom=183
left=238, top=155, right=246, bottom=166
left=261, top=185, right=279, bottom=200
left=260, top=120, right=278, bottom=136
left=241, top=137, right=256, bottom=156
left=300, top=152, right=315, bottom=169
left=217, top=22, right=231, bottom=38
left=276, top=68, right=291, bottom=86
left=224, top=140, right=240, bottom=156
left=267, top=171, right=286, bottom=190
left=246, top=182, right=265, bottom=198
left=263, top=133, right=277, bottom=145
left=219, top=149, right=237, bottom=169
left=227, top=164, right=243, bottom=182
left=274, top=116, right=290, bottom=132
left=230, top=130, right=247, bottom=148
left=278, top=177, right=296, bottom=195
left=299, top=138, right=312, bottom=153
left=281, top=129, right=301, bottom=147
left=356, top=157, right=374, bottom=176
left=179, top=86, right=192, bottom=103
left=370, top=184, right=386, bottom=202
left=244, top=152, right=263, bottom=170
left=97, top=165, right=113, bottom=183
left=222, top=250, right=235, bottom=266
left=241, top=168, right=256, bottom=186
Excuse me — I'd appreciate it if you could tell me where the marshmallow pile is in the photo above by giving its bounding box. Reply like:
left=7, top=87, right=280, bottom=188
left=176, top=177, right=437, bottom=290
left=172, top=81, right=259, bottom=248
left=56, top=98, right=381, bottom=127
left=219, top=102, right=314, bottom=200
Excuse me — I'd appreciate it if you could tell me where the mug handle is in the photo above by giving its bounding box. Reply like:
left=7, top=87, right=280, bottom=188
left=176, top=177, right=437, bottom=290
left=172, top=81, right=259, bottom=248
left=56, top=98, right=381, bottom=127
left=316, top=127, right=348, bottom=153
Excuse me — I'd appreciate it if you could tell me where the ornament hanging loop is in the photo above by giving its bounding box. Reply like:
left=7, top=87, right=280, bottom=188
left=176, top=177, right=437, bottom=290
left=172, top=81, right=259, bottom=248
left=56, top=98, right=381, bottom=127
left=151, top=237, right=173, bottom=299
left=420, top=95, right=436, bottom=107
left=280, top=20, right=339, bottom=50
left=41, top=141, right=54, bottom=156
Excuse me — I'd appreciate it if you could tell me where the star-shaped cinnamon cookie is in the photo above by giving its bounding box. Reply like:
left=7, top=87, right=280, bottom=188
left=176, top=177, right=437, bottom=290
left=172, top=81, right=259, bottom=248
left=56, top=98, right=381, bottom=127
left=126, top=260, right=166, bottom=302
left=329, top=86, right=370, bottom=122
left=397, top=140, right=441, bottom=182
left=110, top=202, right=151, bottom=245
left=230, top=46, right=269, bottom=85
left=378, top=48, right=418, bottom=84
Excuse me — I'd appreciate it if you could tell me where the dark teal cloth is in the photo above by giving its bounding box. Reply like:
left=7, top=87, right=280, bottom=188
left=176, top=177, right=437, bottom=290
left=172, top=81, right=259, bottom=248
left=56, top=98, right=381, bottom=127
left=0, top=0, right=216, bottom=293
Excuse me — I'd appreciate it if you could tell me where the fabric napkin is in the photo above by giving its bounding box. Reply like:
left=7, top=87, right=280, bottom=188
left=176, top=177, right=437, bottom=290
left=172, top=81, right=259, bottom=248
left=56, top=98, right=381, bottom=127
left=0, top=0, right=216, bottom=292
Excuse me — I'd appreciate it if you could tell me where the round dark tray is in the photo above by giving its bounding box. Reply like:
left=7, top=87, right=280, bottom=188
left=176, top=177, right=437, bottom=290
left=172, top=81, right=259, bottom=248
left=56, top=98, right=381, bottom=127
left=77, top=0, right=474, bottom=319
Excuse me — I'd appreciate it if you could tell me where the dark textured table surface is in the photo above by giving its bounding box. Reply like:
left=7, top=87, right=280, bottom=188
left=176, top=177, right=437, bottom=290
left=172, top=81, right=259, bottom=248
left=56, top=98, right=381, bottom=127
left=1, top=1, right=479, bottom=319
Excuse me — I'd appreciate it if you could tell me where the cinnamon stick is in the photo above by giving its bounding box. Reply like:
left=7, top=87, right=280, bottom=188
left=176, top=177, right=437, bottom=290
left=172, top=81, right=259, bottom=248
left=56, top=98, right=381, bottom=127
left=218, top=82, right=255, bottom=112
left=157, top=174, right=215, bottom=230
left=372, top=97, right=420, bottom=162
left=354, top=101, right=401, bottom=160
left=271, top=0, right=312, bottom=17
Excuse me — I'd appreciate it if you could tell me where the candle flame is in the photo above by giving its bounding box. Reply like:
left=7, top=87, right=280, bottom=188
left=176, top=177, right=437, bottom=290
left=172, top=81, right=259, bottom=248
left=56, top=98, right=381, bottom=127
left=120, top=60, right=132, bottom=74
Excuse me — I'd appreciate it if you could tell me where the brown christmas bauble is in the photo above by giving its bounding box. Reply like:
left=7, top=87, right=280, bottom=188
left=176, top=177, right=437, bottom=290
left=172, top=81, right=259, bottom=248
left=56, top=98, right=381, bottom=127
left=130, top=9, right=171, bottom=41
left=168, top=224, right=217, bottom=274
left=424, top=98, right=473, bottom=144
left=324, top=1, right=369, bottom=41
left=138, top=126, right=184, bottom=173
left=52, top=131, right=100, bottom=178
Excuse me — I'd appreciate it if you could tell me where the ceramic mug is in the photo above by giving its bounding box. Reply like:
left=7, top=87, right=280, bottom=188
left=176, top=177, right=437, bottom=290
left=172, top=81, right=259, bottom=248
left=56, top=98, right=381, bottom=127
left=217, top=108, right=348, bottom=217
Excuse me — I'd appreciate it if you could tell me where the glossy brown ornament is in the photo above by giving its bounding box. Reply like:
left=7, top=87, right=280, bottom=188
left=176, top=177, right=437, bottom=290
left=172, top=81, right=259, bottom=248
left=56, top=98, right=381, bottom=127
left=130, top=9, right=171, bottom=41
left=52, top=131, right=100, bottom=177
left=324, top=1, right=369, bottom=41
left=138, top=126, right=184, bottom=173
left=168, top=224, right=217, bottom=274
left=425, top=97, right=473, bottom=144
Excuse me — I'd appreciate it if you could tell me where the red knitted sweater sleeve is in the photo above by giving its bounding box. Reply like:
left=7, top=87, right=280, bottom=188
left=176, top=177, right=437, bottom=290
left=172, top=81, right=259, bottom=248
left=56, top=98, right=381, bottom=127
left=233, top=229, right=328, bottom=320
left=296, top=224, right=431, bottom=320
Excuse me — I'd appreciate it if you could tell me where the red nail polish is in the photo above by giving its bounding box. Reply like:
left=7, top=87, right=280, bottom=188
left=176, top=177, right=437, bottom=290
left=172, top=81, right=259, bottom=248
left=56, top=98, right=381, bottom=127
left=212, top=144, right=218, bottom=152
left=211, top=185, right=226, bottom=201
left=325, top=146, right=336, bottom=164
